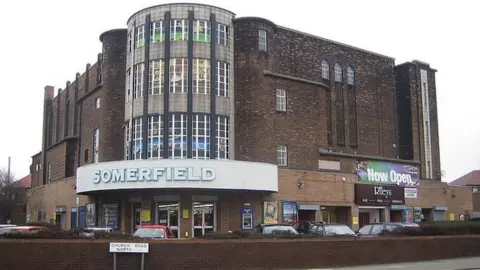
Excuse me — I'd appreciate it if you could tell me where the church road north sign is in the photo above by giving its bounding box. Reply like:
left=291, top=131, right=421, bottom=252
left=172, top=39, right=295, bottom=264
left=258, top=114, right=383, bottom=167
left=356, top=160, right=419, bottom=187
left=76, top=159, right=278, bottom=193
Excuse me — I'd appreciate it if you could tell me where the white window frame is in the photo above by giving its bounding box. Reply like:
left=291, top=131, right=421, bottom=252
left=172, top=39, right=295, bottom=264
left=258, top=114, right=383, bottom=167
left=347, top=66, right=355, bottom=85
left=276, top=89, right=287, bottom=112
left=133, top=63, right=144, bottom=99
left=193, top=114, right=210, bottom=159
left=170, top=20, right=188, bottom=41
left=126, top=68, right=132, bottom=101
left=216, top=61, right=229, bottom=97
left=148, top=115, right=163, bottom=159
left=93, top=128, right=99, bottom=163
left=193, top=20, right=210, bottom=42
left=169, top=114, right=187, bottom=159
left=321, top=60, right=329, bottom=80
left=216, top=116, right=229, bottom=160
left=258, top=29, right=267, bottom=51
left=125, top=121, right=131, bottom=160
left=95, top=97, right=100, bottom=109
left=169, top=58, right=188, bottom=93
left=149, top=60, right=164, bottom=95
left=128, top=31, right=133, bottom=53
left=334, top=63, right=342, bottom=82
left=133, top=118, right=143, bottom=160
left=277, top=145, right=287, bottom=166
left=150, top=21, right=164, bottom=43
left=217, top=24, right=228, bottom=46
left=136, top=25, right=145, bottom=48
left=193, top=59, right=210, bottom=95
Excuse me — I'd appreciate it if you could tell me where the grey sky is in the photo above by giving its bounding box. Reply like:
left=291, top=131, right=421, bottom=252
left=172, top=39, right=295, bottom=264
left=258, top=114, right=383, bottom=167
left=0, top=0, right=478, bottom=182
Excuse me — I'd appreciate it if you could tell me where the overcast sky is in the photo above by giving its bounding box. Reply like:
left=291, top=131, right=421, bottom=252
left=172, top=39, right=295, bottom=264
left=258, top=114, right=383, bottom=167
left=0, top=0, right=478, bottom=182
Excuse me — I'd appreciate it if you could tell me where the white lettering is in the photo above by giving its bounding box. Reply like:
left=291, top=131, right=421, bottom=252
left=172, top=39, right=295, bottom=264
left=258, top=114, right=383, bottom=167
left=373, top=186, right=392, bottom=198
left=93, top=167, right=217, bottom=184
left=367, top=168, right=388, bottom=183
left=389, top=170, right=413, bottom=186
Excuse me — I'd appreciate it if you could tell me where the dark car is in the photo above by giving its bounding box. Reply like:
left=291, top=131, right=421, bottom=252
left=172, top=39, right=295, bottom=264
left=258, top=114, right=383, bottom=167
left=291, top=221, right=324, bottom=234
left=254, top=224, right=299, bottom=235
left=357, top=222, right=419, bottom=237
left=308, top=223, right=357, bottom=236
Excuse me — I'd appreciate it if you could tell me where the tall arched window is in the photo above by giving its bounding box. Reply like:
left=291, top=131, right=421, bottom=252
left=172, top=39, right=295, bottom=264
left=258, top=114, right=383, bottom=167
left=334, top=63, right=342, bottom=82
left=347, top=66, right=355, bottom=85
left=321, top=60, right=330, bottom=80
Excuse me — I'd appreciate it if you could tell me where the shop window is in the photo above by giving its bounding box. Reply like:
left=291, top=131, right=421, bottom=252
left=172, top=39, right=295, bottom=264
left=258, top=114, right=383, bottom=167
left=147, top=115, right=164, bottom=159
left=169, top=58, right=188, bottom=93
left=216, top=116, right=229, bottom=160
left=193, top=59, right=210, bottom=94
left=193, top=114, right=210, bottom=159
left=193, top=20, right=210, bottom=42
left=170, top=20, right=188, bottom=41
left=149, top=60, right=164, bottom=95
left=169, top=114, right=187, bottom=159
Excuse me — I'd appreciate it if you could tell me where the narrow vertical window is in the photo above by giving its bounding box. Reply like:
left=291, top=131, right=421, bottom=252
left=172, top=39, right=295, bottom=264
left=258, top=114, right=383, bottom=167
left=216, top=61, right=229, bottom=97
left=136, top=25, right=145, bottom=48
left=277, top=145, right=287, bottom=166
left=217, top=24, right=228, bottom=46
left=170, top=20, right=188, bottom=41
left=216, top=116, right=229, bottom=159
left=150, top=21, right=165, bottom=43
left=334, top=63, right=342, bottom=82
left=133, top=118, right=143, bottom=160
left=126, top=68, right=132, bottom=101
left=149, top=60, right=164, bottom=95
left=169, top=114, right=187, bottom=159
left=193, top=20, right=211, bottom=42
left=347, top=66, right=355, bottom=85
left=147, top=115, right=164, bottom=159
left=193, top=59, right=210, bottom=94
left=321, top=60, right=330, bottom=80
left=193, top=114, right=210, bottom=159
left=95, top=97, right=100, bottom=109
left=133, top=63, right=144, bottom=99
left=276, top=89, right=287, bottom=112
left=93, top=128, right=99, bottom=163
left=47, top=162, right=52, bottom=182
left=125, top=121, right=130, bottom=160
left=258, top=29, right=267, bottom=51
left=169, top=58, right=188, bottom=93
left=128, top=31, right=133, bottom=53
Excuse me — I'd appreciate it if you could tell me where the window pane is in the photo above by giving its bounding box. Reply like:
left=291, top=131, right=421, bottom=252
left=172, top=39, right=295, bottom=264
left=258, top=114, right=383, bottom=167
left=169, top=58, right=188, bottom=93
left=193, top=59, right=211, bottom=94
left=216, top=116, right=229, bottom=159
left=169, top=114, right=187, bottom=158
left=193, top=114, right=210, bottom=159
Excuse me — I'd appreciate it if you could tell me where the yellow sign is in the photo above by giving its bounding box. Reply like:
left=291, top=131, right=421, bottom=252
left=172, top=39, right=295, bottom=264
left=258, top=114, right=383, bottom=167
left=352, top=216, right=359, bottom=225
left=449, top=213, right=455, bottom=221
left=141, top=209, right=151, bottom=222
left=182, top=209, right=189, bottom=219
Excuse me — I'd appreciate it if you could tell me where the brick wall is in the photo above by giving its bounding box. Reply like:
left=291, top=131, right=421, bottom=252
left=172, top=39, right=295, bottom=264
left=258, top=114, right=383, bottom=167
left=474, top=193, right=480, bottom=212
left=1, top=236, right=480, bottom=270
left=234, top=17, right=397, bottom=171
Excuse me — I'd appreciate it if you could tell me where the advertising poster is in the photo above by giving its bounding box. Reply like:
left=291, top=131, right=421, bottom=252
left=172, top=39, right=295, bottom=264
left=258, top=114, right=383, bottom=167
left=263, top=201, right=278, bottom=224
left=101, top=204, right=118, bottom=229
left=403, top=208, right=413, bottom=223
left=281, top=201, right=298, bottom=224
left=85, top=203, right=96, bottom=227
left=356, top=160, right=419, bottom=187
left=413, top=207, right=423, bottom=223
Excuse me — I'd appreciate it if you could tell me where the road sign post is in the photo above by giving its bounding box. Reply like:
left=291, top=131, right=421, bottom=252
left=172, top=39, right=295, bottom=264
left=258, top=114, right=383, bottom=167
left=109, top=242, right=149, bottom=270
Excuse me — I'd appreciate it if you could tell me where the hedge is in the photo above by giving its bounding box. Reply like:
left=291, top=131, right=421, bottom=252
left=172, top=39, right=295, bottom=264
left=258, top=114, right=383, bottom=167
left=2, top=228, right=140, bottom=240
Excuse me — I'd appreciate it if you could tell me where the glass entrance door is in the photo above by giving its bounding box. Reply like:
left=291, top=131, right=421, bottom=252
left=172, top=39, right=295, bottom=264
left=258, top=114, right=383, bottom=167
left=193, top=202, right=215, bottom=237
left=157, top=202, right=179, bottom=238
left=132, top=203, right=141, bottom=233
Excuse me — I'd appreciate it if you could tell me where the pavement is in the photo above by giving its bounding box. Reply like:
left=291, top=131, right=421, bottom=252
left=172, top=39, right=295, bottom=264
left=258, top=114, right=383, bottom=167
left=304, top=256, right=480, bottom=270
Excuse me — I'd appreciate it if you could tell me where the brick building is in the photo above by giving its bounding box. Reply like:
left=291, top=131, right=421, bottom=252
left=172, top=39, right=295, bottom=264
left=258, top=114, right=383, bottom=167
left=27, top=3, right=472, bottom=236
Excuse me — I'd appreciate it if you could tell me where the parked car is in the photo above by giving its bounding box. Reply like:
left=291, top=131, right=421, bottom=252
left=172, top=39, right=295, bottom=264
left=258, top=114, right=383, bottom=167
left=0, top=226, right=48, bottom=237
left=254, top=224, right=299, bottom=235
left=357, top=222, right=420, bottom=237
left=291, top=221, right=324, bottom=234
left=0, top=224, right=17, bottom=228
left=80, top=227, right=115, bottom=238
left=133, top=225, right=175, bottom=239
left=308, top=223, right=357, bottom=236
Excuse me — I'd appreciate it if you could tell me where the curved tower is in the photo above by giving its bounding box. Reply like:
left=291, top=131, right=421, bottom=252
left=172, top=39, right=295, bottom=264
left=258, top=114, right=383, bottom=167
left=124, top=3, right=235, bottom=161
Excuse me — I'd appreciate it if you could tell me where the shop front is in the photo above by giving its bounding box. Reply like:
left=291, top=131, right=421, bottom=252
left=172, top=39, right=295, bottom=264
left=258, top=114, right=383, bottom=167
left=354, top=183, right=405, bottom=228
left=76, top=159, right=278, bottom=238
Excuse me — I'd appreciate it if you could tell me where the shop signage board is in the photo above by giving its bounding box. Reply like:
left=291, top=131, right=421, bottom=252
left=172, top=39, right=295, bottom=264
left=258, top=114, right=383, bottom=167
left=109, top=243, right=149, bottom=253
left=354, top=183, right=405, bottom=206
left=404, top=188, right=418, bottom=199
left=356, top=160, right=419, bottom=187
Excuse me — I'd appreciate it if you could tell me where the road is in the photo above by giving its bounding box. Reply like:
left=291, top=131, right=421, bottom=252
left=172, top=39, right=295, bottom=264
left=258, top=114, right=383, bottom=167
left=306, top=256, right=480, bottom=270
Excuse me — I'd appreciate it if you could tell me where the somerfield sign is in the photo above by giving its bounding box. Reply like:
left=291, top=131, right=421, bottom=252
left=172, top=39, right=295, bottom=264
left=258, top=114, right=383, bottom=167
left=356, top=160, right=419, bottom=187
left=92, top=167, right=216, bottom=184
